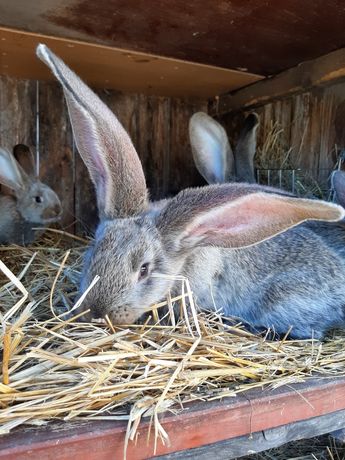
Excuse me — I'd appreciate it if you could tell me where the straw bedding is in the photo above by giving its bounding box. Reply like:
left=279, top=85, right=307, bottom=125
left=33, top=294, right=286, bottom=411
left=1, top=230, right=345, bottom=452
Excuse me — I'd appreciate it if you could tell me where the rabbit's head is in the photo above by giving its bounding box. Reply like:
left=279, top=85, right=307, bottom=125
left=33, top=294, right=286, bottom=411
left=189, top=112, right=259, bottom=184
left=79, top=216, right=176, bottom=323
left=37, top=44, right=345, bottom=324
left=0, top=147, right=62, bottom=224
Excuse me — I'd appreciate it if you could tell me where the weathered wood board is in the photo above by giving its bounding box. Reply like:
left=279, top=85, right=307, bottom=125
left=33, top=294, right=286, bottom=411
left=155, top=409, right=345, bottom=459
left=214, top=81, right=345, bottom=192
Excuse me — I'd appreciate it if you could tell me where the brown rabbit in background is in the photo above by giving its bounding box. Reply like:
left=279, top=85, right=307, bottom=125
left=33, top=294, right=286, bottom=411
left=38, top=44, right=345, bottom=339
left=0, top=145, right=62, bottom=245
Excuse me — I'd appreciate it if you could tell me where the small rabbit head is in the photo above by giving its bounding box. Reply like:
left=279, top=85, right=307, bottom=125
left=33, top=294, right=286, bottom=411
left=189, top=112, right=259, bottom=184
left=37, top=44, right=345, bottom=324
left=0, top=147, right=62, bottom=224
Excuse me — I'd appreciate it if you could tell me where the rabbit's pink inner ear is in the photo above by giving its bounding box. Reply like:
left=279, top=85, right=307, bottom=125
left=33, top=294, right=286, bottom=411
left=182, top=192, right=345, bottom=249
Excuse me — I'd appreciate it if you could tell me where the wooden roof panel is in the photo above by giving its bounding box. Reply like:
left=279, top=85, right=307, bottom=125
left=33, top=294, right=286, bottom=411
left=1, top=0, right=345, bottom=76
left=0, top=28, right=261, bottom=97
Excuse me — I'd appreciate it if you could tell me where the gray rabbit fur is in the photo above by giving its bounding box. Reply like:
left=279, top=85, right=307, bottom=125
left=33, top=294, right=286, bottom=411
left=0, top=145, right=62, bottom=245
left=38, top=44, right=345, bottom=339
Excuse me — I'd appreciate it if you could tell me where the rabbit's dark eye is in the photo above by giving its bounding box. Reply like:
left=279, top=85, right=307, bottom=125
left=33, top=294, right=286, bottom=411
left=35, top=196, right=43, bottom=203
left=138, top=262, right=150, bottom=281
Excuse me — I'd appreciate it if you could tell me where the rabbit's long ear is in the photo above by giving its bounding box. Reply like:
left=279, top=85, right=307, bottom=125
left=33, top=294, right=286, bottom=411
left=0, top=148, right=29, bottom=192
left=36, top=44, right=147, bottom=220
left=13, top=144, right=36, bottom=176
left=157, top=184, right=344, bottom=250
left=332, top=170, right=345, bottom=208
left=189, top=112, right=235, bottom=184
left=234, top=113, right=259, bottom=183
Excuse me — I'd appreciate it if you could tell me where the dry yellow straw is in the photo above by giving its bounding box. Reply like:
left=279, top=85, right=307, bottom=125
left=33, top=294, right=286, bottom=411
left=0, top=234, right=345, bottom=455
left=2, top=328, right=11, bottom=385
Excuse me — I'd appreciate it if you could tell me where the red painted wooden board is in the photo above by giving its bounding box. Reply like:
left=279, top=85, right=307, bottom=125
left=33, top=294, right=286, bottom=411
left=0, top=377, right=345, bottom=460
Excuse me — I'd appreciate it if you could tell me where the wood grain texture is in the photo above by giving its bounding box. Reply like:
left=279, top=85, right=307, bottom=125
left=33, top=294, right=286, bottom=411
left=0, top=377, right=345, bottom=460
left=38, top=81, right=75, bottom=232
left=0, top=75, right=207, bottom=235
left=154, top=409, right=345, bottom=459
left=211, top=47, right=345, bottom=115
left=217, top=81, right=345, bottom=192
left=0, top=75, right=35, bottom=151
left=0, top=27, right=261, bottom=98
left=3, top=0, right=345, bottom=76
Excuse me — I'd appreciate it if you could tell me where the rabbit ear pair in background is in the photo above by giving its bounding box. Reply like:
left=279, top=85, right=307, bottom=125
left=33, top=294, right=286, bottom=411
left=0, top=145, right=62, bottom=245
left=189, top=111, right=258, bottom=184
left=190, top=111, right=345, bottom=210
left=38, top=43, right=345, bottom=339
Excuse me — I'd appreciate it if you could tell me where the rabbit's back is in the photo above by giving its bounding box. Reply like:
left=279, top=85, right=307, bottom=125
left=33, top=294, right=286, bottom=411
left=306, top=221, right=345, bottom=257
left=181, top=224, right=345, bottom=338
left=0, top=195, right=36, bottom=245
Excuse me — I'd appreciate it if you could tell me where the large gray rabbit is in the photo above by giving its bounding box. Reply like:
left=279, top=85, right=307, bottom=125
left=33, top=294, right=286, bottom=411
left=0, top=145, right=62, bottom=245
left=38, top=44, right=345, bottom=339
left=189, top=111, right=258, bottom=184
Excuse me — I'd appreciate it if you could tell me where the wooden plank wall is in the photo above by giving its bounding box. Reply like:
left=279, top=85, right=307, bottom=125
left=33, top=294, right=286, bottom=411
left=0, top=76, right=207, bottom=235
left=216, top=81, right=345, bottom=194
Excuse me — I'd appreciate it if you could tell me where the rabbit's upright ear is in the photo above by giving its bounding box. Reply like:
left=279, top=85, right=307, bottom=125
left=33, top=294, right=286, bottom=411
left=13, top=144, right=36, bottom=176
left=157, top=184, right=345, bottom=250
left=332, top=170, right=345, bottom=208
left=0, top=148, right=28, bottom=192
left=234, top=113, right=259, bottom=183
left=189, top=112, right=235, bottom=184
left=36, top=44, right=147, bottom=220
